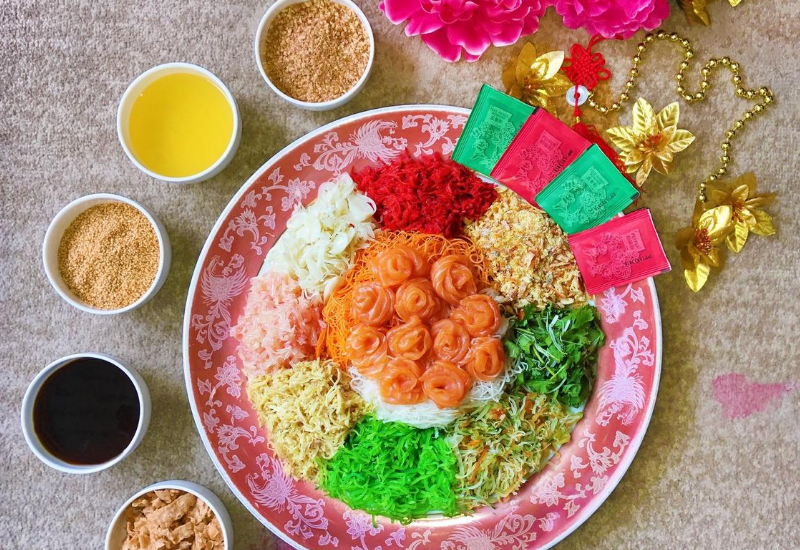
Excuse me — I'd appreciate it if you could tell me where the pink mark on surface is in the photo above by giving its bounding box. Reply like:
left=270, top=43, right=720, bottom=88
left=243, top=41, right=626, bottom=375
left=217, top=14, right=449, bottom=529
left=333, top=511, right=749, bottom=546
left=713, top=373, right=795, bottom=419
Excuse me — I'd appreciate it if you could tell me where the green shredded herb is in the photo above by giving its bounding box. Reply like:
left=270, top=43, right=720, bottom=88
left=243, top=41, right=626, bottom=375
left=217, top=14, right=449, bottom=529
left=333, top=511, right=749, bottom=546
left=318, top=415, right=458, bottom=524
left=446, top=391, right=582, bottom=510
left=504, top=304, right=605, bottom=407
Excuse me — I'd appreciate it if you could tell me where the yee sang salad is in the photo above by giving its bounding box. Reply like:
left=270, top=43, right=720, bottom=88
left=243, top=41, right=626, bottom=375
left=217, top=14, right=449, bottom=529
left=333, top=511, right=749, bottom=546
left=231, top=153, right=605, bottom=523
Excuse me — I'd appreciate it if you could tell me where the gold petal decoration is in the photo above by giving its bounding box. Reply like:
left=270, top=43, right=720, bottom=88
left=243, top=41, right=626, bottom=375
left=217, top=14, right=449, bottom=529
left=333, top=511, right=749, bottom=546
left=504, top=42, right=573, bottom=114
left=700, top=204, right=734, bottom=242
left=632, top=98, right=656, bottom=134
left=534, top=51, right=565, bottom=81
left=656, top=101, right=679, bottom=130
left=706, top=172, right=776, bottom=253
left=606, top=98, right=695, bottom=187
left=667, top=129, right=696, bottom=153
left=679, top=0, right=712, bottom=25
left=685, top=262, right=711, bottom=292
left=751, top=210, right=776, bottom=236
left=605, top=126, right=639, bottom=151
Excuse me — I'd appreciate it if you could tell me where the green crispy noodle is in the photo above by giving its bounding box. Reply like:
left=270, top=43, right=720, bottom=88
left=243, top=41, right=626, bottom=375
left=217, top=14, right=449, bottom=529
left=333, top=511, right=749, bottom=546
left=446, top=391, right=582, bottom=511
left=318, top=415, right=458, bottom=524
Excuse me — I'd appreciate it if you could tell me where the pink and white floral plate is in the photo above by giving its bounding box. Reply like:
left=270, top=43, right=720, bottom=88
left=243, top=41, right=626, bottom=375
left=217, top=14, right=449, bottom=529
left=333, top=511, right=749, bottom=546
left=183, top=106, right=662, bottom=550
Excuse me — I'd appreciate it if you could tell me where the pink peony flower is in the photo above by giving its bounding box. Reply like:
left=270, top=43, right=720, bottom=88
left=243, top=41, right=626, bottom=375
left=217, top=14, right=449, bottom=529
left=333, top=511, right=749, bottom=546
left=553, top=0, right=670, bottom=39
left=380, top=0, right=550, bottom=62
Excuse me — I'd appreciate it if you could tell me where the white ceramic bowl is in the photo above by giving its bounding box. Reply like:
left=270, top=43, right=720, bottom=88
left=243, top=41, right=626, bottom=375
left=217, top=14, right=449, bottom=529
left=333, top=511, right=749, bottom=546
left=42, top=193, right=171, bottom=315
left=117, top=62, right=242, bottom=183
left=106, top=480, right=233, bottom=550
left=254, top=0, right=375, bottom=111
left=20, top=352, right=152, bottom=474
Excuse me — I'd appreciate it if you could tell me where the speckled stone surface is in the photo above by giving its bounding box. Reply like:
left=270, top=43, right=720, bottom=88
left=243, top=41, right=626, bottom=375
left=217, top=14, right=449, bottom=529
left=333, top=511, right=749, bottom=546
left=2, top=1, right=798, bottom=549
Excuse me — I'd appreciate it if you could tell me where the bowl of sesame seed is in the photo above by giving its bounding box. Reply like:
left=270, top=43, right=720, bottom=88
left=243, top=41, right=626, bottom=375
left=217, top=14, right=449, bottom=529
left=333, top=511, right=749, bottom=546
left=42, top=193, right=171, bottom=314
left=254, top=0, right=375, bottom=111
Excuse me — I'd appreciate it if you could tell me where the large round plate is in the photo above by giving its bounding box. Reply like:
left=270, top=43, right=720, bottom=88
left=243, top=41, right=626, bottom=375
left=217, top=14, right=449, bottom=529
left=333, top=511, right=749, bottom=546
left=183, top=105, right=662, bottom=550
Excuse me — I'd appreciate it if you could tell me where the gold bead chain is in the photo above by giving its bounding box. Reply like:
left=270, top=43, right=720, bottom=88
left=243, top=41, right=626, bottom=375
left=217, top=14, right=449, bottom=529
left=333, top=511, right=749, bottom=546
left=584, top=29, right=774, bottom=203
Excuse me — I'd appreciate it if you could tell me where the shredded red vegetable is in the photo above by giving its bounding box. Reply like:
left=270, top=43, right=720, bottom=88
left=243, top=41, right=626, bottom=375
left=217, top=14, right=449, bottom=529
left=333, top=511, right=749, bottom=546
left=352, top=153, right=498, bottom=238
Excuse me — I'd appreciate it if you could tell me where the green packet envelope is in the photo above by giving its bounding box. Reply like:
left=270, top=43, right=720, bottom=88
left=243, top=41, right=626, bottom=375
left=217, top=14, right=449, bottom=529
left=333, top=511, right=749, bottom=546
left=452, top=84, right=535, bottom=176
left=535, top=145, right=640, bottom=234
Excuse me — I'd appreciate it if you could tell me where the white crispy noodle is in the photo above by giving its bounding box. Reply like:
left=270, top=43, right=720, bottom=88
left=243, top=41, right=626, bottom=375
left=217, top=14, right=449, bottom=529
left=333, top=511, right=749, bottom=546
left=348, top=355, right=523, bottom=429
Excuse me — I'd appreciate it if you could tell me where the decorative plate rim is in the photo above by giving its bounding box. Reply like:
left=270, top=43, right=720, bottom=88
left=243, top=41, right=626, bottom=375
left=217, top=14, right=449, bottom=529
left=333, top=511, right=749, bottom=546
left=181, top=104, right=663, bottom=550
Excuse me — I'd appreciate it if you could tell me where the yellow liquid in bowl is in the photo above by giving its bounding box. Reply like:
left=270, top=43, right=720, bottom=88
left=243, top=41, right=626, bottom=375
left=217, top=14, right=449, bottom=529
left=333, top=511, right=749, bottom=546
left=128, top=72, right=234, bottom=178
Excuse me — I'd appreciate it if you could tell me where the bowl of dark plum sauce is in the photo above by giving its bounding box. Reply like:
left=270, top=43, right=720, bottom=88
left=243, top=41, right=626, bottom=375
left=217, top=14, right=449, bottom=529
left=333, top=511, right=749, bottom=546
left=21, top=353, right=151, bottom=474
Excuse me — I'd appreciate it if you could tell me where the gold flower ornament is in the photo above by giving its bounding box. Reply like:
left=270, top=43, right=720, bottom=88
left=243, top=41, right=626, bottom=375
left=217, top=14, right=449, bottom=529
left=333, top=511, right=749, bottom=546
left=675, top=173, right=777, bottom=292
left=606, top=98, right=696, bottom=187
left=675, top=203, right=732, bottom=292
left=503, top=43, right=573, bottom=114
left=707, top=172, right=776, bottom=253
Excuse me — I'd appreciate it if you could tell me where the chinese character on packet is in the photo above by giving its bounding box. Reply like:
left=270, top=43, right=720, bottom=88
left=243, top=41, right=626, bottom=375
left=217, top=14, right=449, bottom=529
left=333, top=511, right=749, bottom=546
left=451, top=85, right=535, bottom=176
left=567, top=208, right=671, bottom=295
left=491, top=110, right=590, bottom=207
left=535, top=145, right=640, bottom=234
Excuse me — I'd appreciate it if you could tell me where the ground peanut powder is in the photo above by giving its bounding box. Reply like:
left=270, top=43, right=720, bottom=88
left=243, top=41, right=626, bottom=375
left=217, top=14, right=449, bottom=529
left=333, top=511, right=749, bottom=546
left=262, top=0, right=370, bottom=103
left=57, top=203, right=160, bottom=309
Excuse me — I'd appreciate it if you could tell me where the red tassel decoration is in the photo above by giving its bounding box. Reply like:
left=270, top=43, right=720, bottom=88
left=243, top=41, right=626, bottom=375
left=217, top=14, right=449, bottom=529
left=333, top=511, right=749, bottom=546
left=563, top=35, right=642, bottom=193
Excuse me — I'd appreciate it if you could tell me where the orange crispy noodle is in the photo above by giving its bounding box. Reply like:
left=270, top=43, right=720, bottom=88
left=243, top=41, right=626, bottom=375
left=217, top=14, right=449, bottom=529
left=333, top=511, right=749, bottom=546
left=323, top=231, right=491, bottom=366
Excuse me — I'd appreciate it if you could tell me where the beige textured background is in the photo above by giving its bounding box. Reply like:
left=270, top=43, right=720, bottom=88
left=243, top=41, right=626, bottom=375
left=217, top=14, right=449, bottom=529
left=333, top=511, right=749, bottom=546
left=2, top=1, right=799, bottom=549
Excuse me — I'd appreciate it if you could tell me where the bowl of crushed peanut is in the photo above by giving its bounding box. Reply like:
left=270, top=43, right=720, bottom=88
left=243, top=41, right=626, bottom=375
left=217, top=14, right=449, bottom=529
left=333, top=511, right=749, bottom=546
left=42, top=193, right=171, bottom=314
left=105, top=480, right=232, bottom=550
left=255, top=0, right=375, bottom=110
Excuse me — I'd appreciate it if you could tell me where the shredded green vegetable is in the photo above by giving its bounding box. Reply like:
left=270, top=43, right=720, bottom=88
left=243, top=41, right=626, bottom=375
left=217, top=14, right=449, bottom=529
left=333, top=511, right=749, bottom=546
left=505, top=304, right=605, bottom=407
left=318, top=415, right=458, bottom=523
left=447, top=391, right=582, bottom=510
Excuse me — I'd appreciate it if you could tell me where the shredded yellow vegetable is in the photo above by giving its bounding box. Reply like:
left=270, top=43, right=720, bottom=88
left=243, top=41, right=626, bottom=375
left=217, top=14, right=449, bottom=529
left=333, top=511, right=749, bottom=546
left=247, top=359, right=369, bottom=481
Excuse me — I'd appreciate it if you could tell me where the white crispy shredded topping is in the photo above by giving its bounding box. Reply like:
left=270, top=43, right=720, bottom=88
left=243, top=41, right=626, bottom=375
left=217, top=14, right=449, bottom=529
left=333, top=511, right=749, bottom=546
left=464, top=188, right=587, bottom=309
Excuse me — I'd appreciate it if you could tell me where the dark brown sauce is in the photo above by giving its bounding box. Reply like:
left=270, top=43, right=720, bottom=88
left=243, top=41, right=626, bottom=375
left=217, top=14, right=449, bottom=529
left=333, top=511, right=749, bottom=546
left=33, top=357, right=140, bottom=465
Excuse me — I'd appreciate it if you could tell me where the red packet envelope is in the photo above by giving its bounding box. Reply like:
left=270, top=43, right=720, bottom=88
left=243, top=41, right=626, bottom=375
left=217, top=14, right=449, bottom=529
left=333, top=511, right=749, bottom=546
left=568, top=209, right=671, bottom=295
left=491, top=110, right=590, bottom=206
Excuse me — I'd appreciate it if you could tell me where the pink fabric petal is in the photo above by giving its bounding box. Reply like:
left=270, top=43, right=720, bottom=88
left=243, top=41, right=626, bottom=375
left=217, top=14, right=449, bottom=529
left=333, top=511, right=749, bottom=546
left=520, top=11, right=544, bottom=35
left=421, top=28, right=465, bottom=62
left=554, top=0, right=668, bottom=39
left=488, top=19, right=527, bottom=46
left=380, top=0, right=423, bottom=24
left=463, top=51, right=482, bottom=62
left=446, top=21, right=492, bottom=56
left=382, top=0, right=550, bottom=62
left=405, top=11, right=446, bottom=35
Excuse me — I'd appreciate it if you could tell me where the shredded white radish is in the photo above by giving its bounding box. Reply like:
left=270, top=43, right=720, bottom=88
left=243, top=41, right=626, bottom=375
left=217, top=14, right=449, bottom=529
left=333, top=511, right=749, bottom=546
left=265, top=174, right=377, bottom=298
